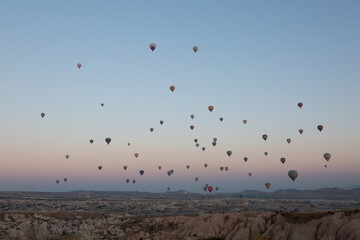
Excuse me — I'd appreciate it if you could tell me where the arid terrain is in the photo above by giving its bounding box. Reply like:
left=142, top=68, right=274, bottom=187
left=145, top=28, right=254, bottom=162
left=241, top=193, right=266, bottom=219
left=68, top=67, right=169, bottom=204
left=0, top=189, right=359, bottom=239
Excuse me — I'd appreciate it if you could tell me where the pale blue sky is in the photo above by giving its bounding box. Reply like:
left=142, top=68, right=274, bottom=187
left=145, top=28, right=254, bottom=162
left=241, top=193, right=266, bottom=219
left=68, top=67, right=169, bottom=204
left=0, top=1, right=359, bottom=192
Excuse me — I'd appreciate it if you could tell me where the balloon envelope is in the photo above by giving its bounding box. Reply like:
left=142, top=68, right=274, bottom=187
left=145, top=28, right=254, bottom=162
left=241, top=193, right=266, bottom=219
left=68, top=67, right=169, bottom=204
left=41, top=113, right=45, bottom=118
left=265, top=183, right=271, bottom=189
left=288, top=170, right=298, bottom=182
left=77, top=63, right=81, bottom=69
left=105, top=138, right=111, bottom=144
left=227, top=151, right=232, bottom=157
left=193, top=46, right=198, bottom=52
left=317, top=125, right=323, bottom=132
left=170, top=85, right=175, bottom=92
left=299, top=129, right=303, bottom=134
left=262, top=134, right=268, bottom=141
left=324, top=153, right=331, bottom=162
left=149, top=43, right=156, bottom=51
left=280, top=158, right=286, bottom=164
left=208, top=106, right=214, bottom=112
left=298, top=102, right=303, bottom=108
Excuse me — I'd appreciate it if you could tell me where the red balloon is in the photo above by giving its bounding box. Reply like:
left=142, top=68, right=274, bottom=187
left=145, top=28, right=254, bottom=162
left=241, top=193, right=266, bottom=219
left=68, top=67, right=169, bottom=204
left=150, top=128, right=154, bottom=132
left=134, top=153, right=139, bottom=158
left=41, top=113, right=45, bottom=118
left=208, top=186, right=213, bottom=193
left=170, top=86, right=175, bottom=92
left=77, top=63, right=82, bottom=69
left=298, top=102, right=303, bottom=108
left=190, top=125, right=194, bottom=130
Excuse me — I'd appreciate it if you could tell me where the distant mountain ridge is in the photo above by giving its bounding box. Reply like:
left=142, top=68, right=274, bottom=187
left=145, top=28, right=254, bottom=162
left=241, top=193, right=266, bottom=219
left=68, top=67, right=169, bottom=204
left=1, top=187, right=360, bottom=200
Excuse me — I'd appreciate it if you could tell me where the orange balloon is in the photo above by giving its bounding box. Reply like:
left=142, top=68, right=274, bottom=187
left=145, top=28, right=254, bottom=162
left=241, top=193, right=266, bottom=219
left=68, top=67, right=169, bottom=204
left=170, top=86, right=175, bottom=92
left=208, top=106, right=214, bottom=112
left=77, top=63, right=82, bottom=69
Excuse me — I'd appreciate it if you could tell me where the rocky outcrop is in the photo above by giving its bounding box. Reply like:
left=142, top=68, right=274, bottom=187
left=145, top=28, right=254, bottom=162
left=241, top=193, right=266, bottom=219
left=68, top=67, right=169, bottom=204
left=0, top=210, right=359, bottom=240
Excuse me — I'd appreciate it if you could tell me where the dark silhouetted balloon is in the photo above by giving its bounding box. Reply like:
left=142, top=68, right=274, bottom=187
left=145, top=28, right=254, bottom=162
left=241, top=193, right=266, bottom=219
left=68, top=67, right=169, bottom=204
left=317, top=125, right=323, bottom=132
left=77, top=63, right=82, bottom=69
left=105, top=137, right=111, bottom=145
left=149, top=43, right=156, bottom=51
left=208, top=106, right=214, bottom=112
left=262, top=134, right=268, bottom=141
left=324, top=153, right=331, bottom=162
left=288, top=170, right=298, bottom=182
left=298, top=102, right=303, bottom=108
left=193, top=46, right=198, bottom=53
left=41, top=113, right=45, bottom=118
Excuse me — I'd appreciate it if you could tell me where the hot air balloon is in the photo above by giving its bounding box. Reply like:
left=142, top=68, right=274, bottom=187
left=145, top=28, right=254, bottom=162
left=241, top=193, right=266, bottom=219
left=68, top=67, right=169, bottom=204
left=126, top=179, right=130, bottom=183
left=167, top=187, right=170, bottom=191
left=105, top=137, right=111, bottom=145
left=220, top=117, right=223, bottom=122
left=149, top=43, right=156, bottom=51
left=123, top=166, right=127, bottom=170
left=134, top=153, right=139, bottom=158
left=167, top=171, right=171, bottom=176
left=195, top=177, right=199, bottom=181
left=191, top=114, right=194, bottom=119
left=90, top=139, right=94, bottom=144
left=132, top=180, right=136, bottom=184
left=190, top=125, right=194, bottom=130
left=101, top=103, right=104, bottom=107
left=227, top=151, right=232, bottom=157
left=262, top=134, right=268, bottom=141
left=202, top=147, right=206, bottom=151
left=288, top=170, right=298, bottom=182
left=216, top=187, right=219, bottom=191
left=325, top=165, right=327, bottom=168
left=220, top=166, right=224, bottom=171
left=127, top=142, right=130, bottom=146
left=196, top=143, right=199, bottom=147
left=170, top=86, right=175, bottom=92
left=41, top=113, right=45, bottom=118
left=208, top=186, right=213, bottom=193
left=203, top=186, right=207, bottom=192
left=56, top=180, right=59, bottom=184
left=244, top=157, right=248, bottom=162
left=150, top=128, right=154, bottom=132
left=65, top=155, right=69, bottom=159
left=225, top=166, right=229, bottom=171
left=248, top=172, right=252, bottom=177
left=186, top=165, right=190, bottom=169
left=77, top=63, right=82, bottom=69
left=323, top=153, right=331, bottom=162
left=317, top=125, right=323, bottom=132
left=98, top=165, right=102, bottom=170
left=212, top=142, right=216, bottom=146
left=265, top=183, right=271, bottom=189
left=280, top=158, right=286, bottom=164
left=160, top=120, right=164, bottom=125
left=193, top=46, right=198, bottom=53
left=194, top=139, right=198, bottom=143
left=64, top=178, right=68, bottom=182
left=204, top=163, right=208, bottom=168
left=299, top=129, right=303, bottom=134
left=298, top=102, right=303, bottom=108
left=243, top=119, right=247, bottom=124
left=264, top=152, right=268, bottom=156
left=287, top=138, right=291, bottom=144
left=208, top=106, right=214, bottom=112
left=213, top=137, right=217, bottom=142
left=158, top=166, right=162, bottom=170
left=139, top=170, right=144, bottom=176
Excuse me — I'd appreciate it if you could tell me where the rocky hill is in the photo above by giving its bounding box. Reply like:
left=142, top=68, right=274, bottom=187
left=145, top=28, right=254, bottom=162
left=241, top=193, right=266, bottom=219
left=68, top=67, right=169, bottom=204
left=1, top=209, right=359, bottom=239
